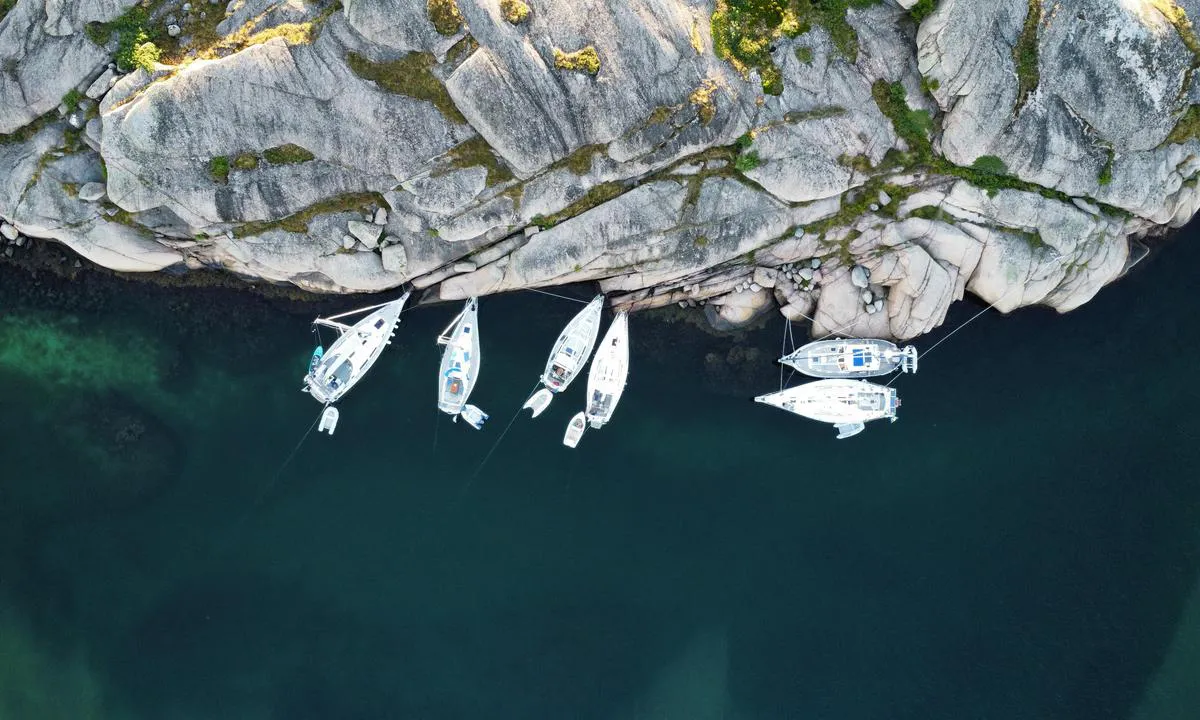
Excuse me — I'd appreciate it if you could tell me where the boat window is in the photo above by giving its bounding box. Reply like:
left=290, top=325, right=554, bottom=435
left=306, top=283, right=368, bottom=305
left=374, top=318, right=385, bottom=329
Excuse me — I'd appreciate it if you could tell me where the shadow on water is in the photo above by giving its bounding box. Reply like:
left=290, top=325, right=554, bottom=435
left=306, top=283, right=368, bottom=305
left=0, top=225, right=1198, bottom=719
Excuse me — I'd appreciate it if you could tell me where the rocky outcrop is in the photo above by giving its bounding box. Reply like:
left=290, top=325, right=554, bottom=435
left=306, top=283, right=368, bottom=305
left=1, top=0, right=1197, bottom=340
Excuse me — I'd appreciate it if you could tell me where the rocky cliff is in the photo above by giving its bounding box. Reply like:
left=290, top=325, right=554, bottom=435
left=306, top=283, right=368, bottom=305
left=1, top=0, right=1197, bottom=338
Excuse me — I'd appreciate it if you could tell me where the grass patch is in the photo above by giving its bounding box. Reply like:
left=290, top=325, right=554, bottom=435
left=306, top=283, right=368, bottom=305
left=428, top=0, right=464, bottom=35
left=872, top=80, right=933, bottom=156
left=1013, top=0, right=1042, bottom=115
left=1098, top=147, right=1114, bottom=186
left=0, top=0, right=17, bottom=21
left=445, top=136, right=514, bottom=185
left=711, top=0, right=880, bottom=95
left=346, top=52, right=467, bottom=124
left=446, top=34, right=479, bottom=66
left=534, top=182, right=626, bottom=228
left=1165, top=105, right=1200, bottom=144
left=499, top=0, right=530, bottom=24
left=554, top=46, right=601, bottom=75
left=62, top=89, right=85, bottom=113
left=263, top=144, right=316, bottom=165
left=735, top=149, right=761, bottom=173
left=233, top=152, right=259, bottom=171
left=689, top=79, right=720, bottom=124
left=910, top=0, right=937, bottom=22
left=795, top=46, right=813, bottom=63
left=694, top=235, right=710, bottom=248
left=85, top=5, right=161, bottom=72
left=233, top=192, right=385, bottom=238
left=971, top=155, right=1008, bottom=175
left=209, top=156, right=230, bottom=184
left=909, top=204, right=951, bottom=222
left=564, top=146, right=596, bottom=175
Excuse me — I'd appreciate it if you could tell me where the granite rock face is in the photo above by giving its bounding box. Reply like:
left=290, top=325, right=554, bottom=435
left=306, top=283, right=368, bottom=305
left=2, top=0, right=1197, bottom=339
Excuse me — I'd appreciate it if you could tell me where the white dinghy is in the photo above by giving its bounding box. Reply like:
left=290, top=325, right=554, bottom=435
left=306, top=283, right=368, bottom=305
left=781, top=339, right=917, bottom=379
left=755, top=378, right=899, bottom=439
left=523, top=294, right=605, bottom=418
left=302, top=292, right=410, bottom=434
left=437, top=297, right=488, bottom=429
left=563, top=312, right=629, bottom=447
left=563, top=412, right=587, bottom=449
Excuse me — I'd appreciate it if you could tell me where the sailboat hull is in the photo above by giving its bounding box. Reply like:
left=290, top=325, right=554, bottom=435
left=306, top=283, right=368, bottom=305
left=303, top=294, right=409, bottom=405
left=755, top=379, right=898, bottom=437
left=585, top=312, right=629, bottom=430
left=438, top=298, right=482, bottom=417
left=540, top=295, right=605, bottom=393
left=781, top=339, right=917, bottom=379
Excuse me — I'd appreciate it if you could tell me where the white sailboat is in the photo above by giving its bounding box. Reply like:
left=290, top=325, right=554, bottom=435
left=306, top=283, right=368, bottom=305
left=437, top=297, right=488, bottom=429
left=754, top=378, right=899, bottom=439
left=781, top=338, right=917, bottom=379
left=563, top=312, right=629, bottom=448
left=302, top=292, right=411, bottom=435
left=523, top=294, right=605, bottom=418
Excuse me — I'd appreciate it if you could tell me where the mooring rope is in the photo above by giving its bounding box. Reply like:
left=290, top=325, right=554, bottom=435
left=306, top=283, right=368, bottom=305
left=524, top=287, right=590, bottom=304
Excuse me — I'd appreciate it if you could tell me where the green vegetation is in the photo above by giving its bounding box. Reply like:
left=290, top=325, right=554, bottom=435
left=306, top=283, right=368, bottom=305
left=446, top=34, right=479, bottom=66
left=971, top=154, right=1008, bottom=175
left=909, top=204, right=950, bottom=222
left=553, top=46, right=601, bottom=75
left=263, top=144, right=316, bottom=165
left=564, top=146, right=597, bottom=175
left=783, top=105, right=846, bottom=122
left=62, top=89, right=84, bottom=114
left=428, top=0, right=464, bottom=35
left=871, top=80, right=932, bottom=156
left=534, top=182, right=626, bottom=228
left=0, top=0, right=17, bottom=21
left=1166, top=105, right=1200, bottom=144
left=1013, top=0, right=1042, bottom=115
left=1098, top=147, right=1114, bottom=186
left=920, top=76, right=939, bottom=94
left=689, top=79, right=719, bottom=124
left=910, top=0, right=937, bottom=22
left=445, top=136, right=514, bottom=185
left=694, top=235, right=710, bottom=248
left=209, top=156, right=230, bottom=184
left=233, top=192, right=385, bottom=237
left=711, top=0, right=880, bottom=95
left=794, top=46, right=813, bottom=64
left=734, top=149, right=761, bottom=173
left=233, top=152, right=259, bottom=171
left=499, top=0, right=531, bottom=24
left=345, top=52, right=467, bottom=124
left=86, top=5, right=161, bottom=72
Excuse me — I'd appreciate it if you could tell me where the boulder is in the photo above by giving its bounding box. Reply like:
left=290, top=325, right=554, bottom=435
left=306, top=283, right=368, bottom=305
left=77, top=182, right=107, bottom=202
left=347, top=220, right=383, bottom=248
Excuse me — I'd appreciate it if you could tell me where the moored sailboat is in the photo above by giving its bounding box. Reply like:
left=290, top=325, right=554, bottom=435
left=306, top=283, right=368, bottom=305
left=781, top=339, right=917, bottom=379
left=523, top=294, right=605, bottom=418
left=754, top=378, right=899, bottom=439
left=563, top=312, right=629, bottom=447
left=437, top=297, right=488, bottom=429
left=302, top=292, right=411, bottom=435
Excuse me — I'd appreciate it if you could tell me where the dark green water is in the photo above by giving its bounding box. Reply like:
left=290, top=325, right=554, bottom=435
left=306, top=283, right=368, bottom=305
left=2, top=231, right=1199, bottom=719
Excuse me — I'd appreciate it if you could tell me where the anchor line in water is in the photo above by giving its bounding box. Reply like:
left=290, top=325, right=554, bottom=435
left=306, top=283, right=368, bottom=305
left=459, top=381, right=542, bottom=498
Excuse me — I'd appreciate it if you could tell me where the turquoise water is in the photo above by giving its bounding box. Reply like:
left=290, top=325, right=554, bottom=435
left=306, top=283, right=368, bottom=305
left=1, top=232, right=1199, bottom=719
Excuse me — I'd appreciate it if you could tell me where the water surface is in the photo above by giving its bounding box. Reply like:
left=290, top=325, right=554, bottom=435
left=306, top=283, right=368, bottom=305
left=1, top=230, right=1198, bottom=719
